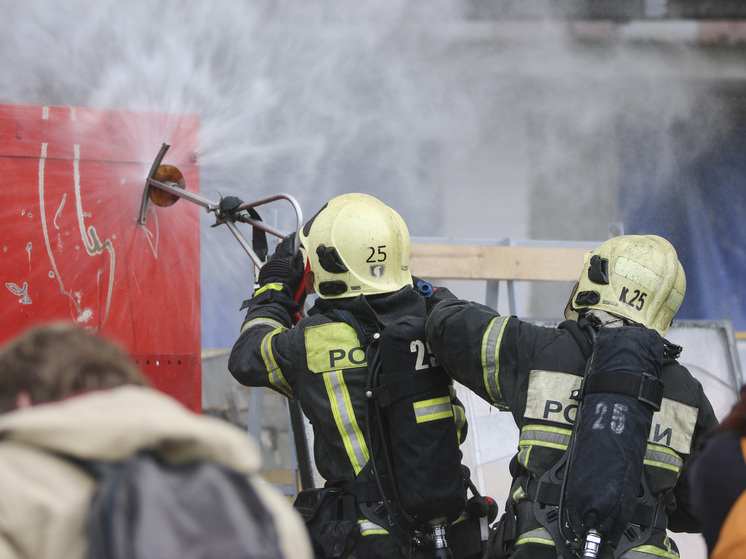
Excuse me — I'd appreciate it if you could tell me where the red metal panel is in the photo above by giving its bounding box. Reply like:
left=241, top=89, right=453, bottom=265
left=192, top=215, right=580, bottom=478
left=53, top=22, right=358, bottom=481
left=0, top=103, right=202, bottom=411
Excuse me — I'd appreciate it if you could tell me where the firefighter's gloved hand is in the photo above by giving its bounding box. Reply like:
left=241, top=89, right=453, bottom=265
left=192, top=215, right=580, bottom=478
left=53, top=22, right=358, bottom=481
left=257, top=232, right=305, bottom=293
left=218, top=195, right=244, bottom=214
left=240, top=233, right=306, bottom=316
left=466, top=495, right=499, bottom=524
left=413, top=276, right=457, bottom=314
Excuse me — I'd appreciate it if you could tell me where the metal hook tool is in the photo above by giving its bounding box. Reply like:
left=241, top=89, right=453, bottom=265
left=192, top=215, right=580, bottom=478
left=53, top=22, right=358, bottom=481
left=138, top=143, right=303, bottom=268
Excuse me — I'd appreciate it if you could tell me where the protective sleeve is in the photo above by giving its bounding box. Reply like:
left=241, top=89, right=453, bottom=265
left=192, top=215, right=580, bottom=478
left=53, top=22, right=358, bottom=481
left=227, top=301, right=303, bottom=399
left=426, top=299, right=506, bottom=406
left=427, top=299, right=585, bottom=416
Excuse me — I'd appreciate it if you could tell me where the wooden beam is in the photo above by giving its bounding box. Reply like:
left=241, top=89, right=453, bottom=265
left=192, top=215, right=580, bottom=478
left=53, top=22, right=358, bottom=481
left=409, top=243, right=589, bottom=282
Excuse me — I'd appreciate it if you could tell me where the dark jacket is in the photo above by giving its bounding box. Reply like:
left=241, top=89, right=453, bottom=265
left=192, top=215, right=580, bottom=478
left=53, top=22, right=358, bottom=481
left=229, top=287, right=476, bottom=559
left=426, top=299, right=718, bottom=559
left=688, top=430, right=746, bottom=555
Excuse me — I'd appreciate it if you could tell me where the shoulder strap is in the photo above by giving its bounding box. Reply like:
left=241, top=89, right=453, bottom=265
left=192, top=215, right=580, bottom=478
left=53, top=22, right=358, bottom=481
left=558, top=318, right=595, bottom=360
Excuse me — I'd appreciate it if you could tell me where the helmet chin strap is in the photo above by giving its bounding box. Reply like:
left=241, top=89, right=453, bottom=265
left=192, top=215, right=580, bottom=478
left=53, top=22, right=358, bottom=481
left=584, top=309, right=627, bottom=329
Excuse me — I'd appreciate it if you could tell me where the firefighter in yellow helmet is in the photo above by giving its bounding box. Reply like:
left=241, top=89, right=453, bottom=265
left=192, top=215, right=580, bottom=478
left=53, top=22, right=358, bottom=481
left=228, top=193, right=494, bottom=559
left=563, top=234, right=686, bottom=337
left=425, top=234, right=717, bottom=559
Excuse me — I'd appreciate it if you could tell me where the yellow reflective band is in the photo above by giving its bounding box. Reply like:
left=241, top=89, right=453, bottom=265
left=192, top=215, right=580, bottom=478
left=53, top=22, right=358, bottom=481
left=512, top=487, right=525, bottom=502
left=515, top=527, right=555, bottom=547
left=516, top=537, right=555, bottom=546
left=518, top=425, right=571, bottom=467
left=413, top=396, right=453, bottom=423
left=451, top=389, right=467, bottom=442
left=324, top=371, right=369, bottom=474
left=241, top=316, right=285, bottom=334
left=452, top=513, right=469, bottom=525
left=519, top=424, right=572, bottom=450
left=253, top=283, right=284, bottom=296
left=644, top=443, right=683, bottom=473
left=517, top=444, right=532, bottom=467
left=359, top=519, right=388, bottom=536
left=625, top=545, right=679, bottom=559
left=522, top=424, right=573, bottom=437
left=482, top=316, right=510, bottom=407
left=642, top=459, right=680, bottom=473
left=260, top=330, right=292, bottom=398
left=305, top=323, right=367, bottom=373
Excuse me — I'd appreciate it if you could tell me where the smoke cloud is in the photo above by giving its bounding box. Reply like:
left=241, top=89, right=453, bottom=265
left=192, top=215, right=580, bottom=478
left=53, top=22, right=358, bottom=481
left=0, top=1, right=728, bottom=345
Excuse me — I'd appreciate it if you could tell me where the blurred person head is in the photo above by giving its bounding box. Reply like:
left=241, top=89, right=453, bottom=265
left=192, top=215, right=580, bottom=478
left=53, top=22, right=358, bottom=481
left=715, top=384, right=746, bottom=437
left=0, top=321, right=148, bottom=413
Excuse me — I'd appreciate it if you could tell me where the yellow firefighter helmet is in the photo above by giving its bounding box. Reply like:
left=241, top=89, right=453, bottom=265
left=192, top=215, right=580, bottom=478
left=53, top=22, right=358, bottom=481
left=565, top=234, right=686, bottom=336
left=299, top=193, right=412, bottom=299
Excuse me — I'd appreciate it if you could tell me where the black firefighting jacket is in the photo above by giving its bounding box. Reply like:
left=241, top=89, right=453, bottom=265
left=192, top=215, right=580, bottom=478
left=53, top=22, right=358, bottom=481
left=426, top=299, right=718, bottom=559
left=228, top=286, right=469, bottom=514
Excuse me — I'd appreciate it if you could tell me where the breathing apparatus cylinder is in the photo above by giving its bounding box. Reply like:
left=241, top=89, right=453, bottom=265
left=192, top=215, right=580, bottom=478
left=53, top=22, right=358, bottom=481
left=564, top=326, right=664, bottom=554
left=372, top=315, right=466, bottom=527
left=430, top=520, right=452, bottom=559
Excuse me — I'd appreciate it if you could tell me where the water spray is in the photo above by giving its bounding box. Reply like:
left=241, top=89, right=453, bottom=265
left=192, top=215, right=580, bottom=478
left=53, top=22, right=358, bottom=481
left=138, top=142, right=304, bottom=269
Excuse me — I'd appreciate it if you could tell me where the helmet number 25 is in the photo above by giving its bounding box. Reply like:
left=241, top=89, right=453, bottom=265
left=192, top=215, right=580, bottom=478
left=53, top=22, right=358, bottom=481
left=619, top=287, right=647, bottom=311
left=366, top=245, right=387, bottom=263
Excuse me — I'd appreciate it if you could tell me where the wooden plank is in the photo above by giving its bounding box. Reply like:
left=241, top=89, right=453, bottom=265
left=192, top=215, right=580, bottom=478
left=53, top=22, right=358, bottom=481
left=409, top=243, right=590, bottom=282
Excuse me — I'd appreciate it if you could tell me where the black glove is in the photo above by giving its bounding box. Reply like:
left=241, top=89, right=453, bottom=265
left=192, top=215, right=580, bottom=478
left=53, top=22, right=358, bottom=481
left=466, top=495, right=499, bottom=524
left=240, top=233, right=306, bottom=315
left=257, top=232, right=305, bottom=294
left=218, top=195, right=244, bottom=214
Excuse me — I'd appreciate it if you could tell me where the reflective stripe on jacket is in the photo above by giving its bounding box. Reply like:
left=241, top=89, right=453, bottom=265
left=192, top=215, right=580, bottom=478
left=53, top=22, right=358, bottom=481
left=426, top=299, right=718, bottom=558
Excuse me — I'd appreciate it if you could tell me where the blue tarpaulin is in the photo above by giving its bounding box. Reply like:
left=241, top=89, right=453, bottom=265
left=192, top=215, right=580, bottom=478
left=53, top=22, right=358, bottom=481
left=620, top=118, right=746, bottom=332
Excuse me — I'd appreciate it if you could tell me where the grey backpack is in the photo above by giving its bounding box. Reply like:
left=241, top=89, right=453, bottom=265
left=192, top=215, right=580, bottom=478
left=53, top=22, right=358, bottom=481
left=80, top=451, right=283, bottom=559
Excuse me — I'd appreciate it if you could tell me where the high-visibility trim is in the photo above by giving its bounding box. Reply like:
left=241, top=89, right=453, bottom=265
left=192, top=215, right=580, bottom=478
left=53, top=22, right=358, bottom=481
left=260, top=329, right=292, bottom=398
left=512, top=487, right=526, bottom=502
left=324, top=370, right=369, bottom=474
left=517, top=444, right=532, bottom=467
left=519, top=424, right=572, bottom=449
left=624, top=545, right=679, bottom=559
left=451, top=386, right=467, bottom=442
left=253, top=283, right=284, bottom=296
left=305, top=323, right=367, bottom=373
left=413, top=396, right=453, bottom=423
left=359, top=519, right=388, bottom=536
left=515, top=527, right=555, bottom=547
left=522, top=371, right=698, bottom=456
left=482, top=316, right=510, bottom=407
left=643, top=458, right=681, bottom=473
left=643, top=443, right=683, bottom=473
left=452, top=512, right=469, bottom=525
left=518, top=424, right=571, bottom=467
left=241, top=316, right=285, bottom=334
left=524, top=370, right=581, bottom=426
left=649, top=398, right=699, bottom=455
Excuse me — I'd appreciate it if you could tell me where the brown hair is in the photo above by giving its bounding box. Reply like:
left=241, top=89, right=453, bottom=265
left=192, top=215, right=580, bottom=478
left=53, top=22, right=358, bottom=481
left=716, top=384, right=746, bottom=437
left=0, top=322, right=149, bottom=413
